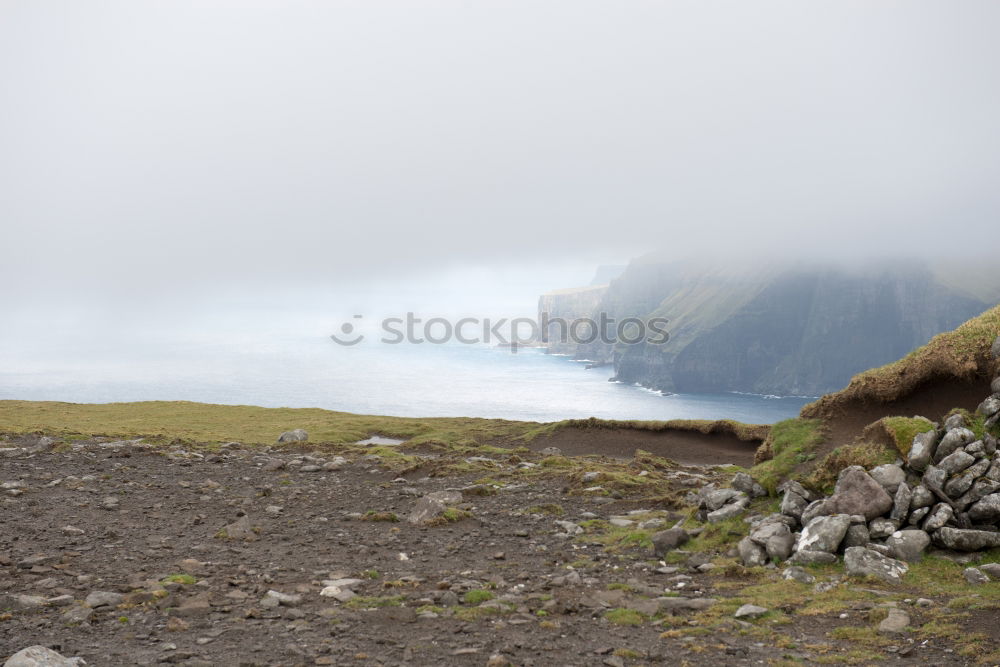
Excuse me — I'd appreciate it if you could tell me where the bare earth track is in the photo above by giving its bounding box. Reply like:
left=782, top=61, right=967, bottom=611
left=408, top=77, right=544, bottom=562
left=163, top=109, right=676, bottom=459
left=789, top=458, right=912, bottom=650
left=1, top=434, right=989, bottom=666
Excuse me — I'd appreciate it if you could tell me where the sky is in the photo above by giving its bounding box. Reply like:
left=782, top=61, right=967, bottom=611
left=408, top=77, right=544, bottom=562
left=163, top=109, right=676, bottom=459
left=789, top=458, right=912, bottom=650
left=3, top=0, right=1000, bottom=320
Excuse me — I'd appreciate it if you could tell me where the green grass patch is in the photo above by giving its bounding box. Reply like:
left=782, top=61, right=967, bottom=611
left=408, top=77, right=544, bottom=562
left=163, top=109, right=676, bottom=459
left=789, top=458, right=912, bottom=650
left=343, top=595, right=405, bottom=609
left=463, top=589, right=495, bottom=605
left=525, top=503, right=565, bottom=516
left=603, top=608, right=646, bottom=626
left=751, top=418, right=826, bottom=494
left=360, top=511, right=399, bottom=523
left=879, top=416, right=936, bottom=456
left=160, top=574, right=197, bottom=586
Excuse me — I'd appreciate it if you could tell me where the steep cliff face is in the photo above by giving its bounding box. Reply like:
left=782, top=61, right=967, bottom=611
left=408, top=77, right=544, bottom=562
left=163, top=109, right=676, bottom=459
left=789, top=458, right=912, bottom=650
left=544, top=256, right=994, bottom=396
left=537, top=285, right=608, bottom=354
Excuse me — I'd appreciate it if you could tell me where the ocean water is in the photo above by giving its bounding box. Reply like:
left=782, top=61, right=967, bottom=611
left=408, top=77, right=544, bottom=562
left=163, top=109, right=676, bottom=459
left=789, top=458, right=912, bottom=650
left=0, top=325, right=810, bottom=424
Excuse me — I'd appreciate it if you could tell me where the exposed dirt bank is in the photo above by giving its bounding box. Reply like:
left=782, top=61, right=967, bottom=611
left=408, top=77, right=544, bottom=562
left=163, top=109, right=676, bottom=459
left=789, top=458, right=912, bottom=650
left=528, top=426, right=760, bottom=467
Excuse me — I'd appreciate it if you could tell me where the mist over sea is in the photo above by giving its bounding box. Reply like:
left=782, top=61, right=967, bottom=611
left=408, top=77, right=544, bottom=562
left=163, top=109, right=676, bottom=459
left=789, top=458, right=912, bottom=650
left=0, top=319, right=810, bottom=424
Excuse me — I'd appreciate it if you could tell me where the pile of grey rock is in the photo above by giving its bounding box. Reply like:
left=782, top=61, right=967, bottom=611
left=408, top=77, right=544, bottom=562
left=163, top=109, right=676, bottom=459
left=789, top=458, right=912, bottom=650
left=734, top=371, right=1000, bottom=583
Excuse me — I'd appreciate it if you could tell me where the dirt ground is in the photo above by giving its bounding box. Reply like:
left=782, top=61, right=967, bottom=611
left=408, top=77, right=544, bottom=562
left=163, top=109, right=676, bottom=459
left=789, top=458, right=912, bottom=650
left=0, top=434, right=987, bottom=666
left=527, top=427, right=760, bottom=467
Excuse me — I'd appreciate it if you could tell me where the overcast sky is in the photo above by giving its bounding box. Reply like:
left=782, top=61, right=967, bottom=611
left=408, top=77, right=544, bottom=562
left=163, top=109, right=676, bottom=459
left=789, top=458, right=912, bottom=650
left=3, top=1, right=999, bottom=315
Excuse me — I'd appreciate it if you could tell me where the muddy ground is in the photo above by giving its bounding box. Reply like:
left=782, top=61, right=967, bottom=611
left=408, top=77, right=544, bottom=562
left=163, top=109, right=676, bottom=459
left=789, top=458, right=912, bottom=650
left=0, top=434, right=989, bottom=666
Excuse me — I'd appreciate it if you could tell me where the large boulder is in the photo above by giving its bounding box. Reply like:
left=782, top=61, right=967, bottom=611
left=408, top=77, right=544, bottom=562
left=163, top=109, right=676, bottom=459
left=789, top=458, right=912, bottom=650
left=958, top=479, right=1000, bottom=509
left=706, top=496, right=749, bottom=523
left=407, top=491, right=462, bottom=524
left=945, top=459, right=990, bottom=498
left=978, top=396, right=1000, bottom=419
left=796, top=514, right=851, bottom=554
left=749, top=519, right=795, bottom=561
left=870, top=464, right=905, bottom=494
left=991, top=335, right=1000, bottom=359
left=843, top=523, right=870, bottom=548
left=738, top=536, right=768, bottom=567
left=967, top=493, right=1000, bottom=523
left=731, top=472, right=767, bottom=498
left=943, top=413, right=967, bottom=431
left=780, top=489, right=809, bottom=521
left=933, top=527, right=1000, bottom=551
left=885, top=530, right=931, bottom=562
left=844, top=546, right=908, bottom=585
left=869, top=517, right=900, bottom=539
left=934, top=428, right=975, bottom=463
left=937, top=449, right=976, bottom=476
left=826, top=467, right=893, bottom=520
left=922, top=503, right=954, bottom=532
left=910, top=484, right=934, bottom=509
left=701, top=488, right=744, bottom=511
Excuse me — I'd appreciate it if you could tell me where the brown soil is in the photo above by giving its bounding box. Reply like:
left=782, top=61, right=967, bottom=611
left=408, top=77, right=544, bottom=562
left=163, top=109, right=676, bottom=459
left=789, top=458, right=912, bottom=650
left=528, top=426, right=760, bottom=467
left=0, top=435, right=979, bottom=666
left=803, top=375, right=993, bottom=460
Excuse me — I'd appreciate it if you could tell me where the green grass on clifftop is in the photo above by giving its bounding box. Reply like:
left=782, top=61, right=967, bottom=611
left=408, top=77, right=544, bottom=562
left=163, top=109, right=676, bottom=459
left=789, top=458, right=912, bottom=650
left=0, top=400, right=550, bottom=448
left=0, top=400, right=767, bottom=452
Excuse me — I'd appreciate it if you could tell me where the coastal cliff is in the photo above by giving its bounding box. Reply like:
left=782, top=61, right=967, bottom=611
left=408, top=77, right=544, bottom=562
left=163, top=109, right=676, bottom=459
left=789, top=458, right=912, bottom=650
left=541, top=256, right=997, bottom=396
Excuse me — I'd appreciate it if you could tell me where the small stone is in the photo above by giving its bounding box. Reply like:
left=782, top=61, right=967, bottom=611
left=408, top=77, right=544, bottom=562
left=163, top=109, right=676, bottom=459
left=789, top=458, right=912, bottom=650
left=870, top=464, right=905, bottom=494
left=782, top=566, right=816, bottom=584
left=797, top=514, right=851, bottom=554
left=731, top=472, right=767, bottom=498
left=263, top=590, right=302, bottom=607
left=707, top=497, right=749, bottom=523
left=910, top=485, right=934, bottom=509
left=963, top=567, right=990, bottom=584
left=2, top=646, right=85, bottom=666
left=734, top=604, right=768, bottom=619
left=84, top=591, right=123, bottom=608
left=219, top=515, right=258, bottom=541
left=738, top=536, right=767, bottom=567
left=276, top=429, right=308, bottom=443
left=788, top=550, right=837, bottom=565
left=166, top=617, right=190, bottom=632
left=844, top=547, right=908, bottom=585
left=935, top=429, right=976, bottom=464
left=878, top=608, right=910, bottom=634
left=651, top=527, right=689, bottom=557
left=907, top=432, right=937, bottom=472
left=869, top=517, right=899, bottom=540
left=555, top=521, right=584, bottom=536
left=885, top=530, right=931, bottom=563
left=922, top=504, right=954, bottom=533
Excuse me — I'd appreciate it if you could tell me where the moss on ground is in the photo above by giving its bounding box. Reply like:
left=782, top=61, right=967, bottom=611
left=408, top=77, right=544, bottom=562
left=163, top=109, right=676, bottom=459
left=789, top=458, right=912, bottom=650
left=874, top=416, right=936, bottom=457
left=750, top=418, right=826, bottom=494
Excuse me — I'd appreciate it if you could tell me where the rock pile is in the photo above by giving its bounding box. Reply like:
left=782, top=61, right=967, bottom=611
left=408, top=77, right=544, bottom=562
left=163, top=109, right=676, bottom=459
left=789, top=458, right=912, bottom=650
left=736, top=368, right=1000, bottom=581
